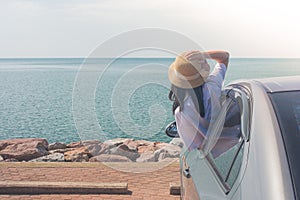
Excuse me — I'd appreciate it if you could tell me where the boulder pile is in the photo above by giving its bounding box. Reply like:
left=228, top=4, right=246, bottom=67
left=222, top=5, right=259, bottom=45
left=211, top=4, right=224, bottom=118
left=0, top=138, right=183, bottom=162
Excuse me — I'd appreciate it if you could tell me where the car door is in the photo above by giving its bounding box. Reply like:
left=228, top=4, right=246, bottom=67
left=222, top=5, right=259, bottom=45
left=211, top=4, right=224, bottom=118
left=182, top=86, right=251, bottom=200
left=181, top=150, right=201, bottom=200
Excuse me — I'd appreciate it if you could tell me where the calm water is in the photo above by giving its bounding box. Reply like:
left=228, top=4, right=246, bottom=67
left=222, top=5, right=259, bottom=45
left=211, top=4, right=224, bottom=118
left=0, top=58, right=299, bottom=143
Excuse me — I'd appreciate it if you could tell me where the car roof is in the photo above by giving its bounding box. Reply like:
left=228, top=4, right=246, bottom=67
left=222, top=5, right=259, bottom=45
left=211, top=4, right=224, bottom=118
left=253, top=76, right=300, bottom=93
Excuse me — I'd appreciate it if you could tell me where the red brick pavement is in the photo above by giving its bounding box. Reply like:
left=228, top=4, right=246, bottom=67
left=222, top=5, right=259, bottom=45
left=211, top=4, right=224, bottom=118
left=0, top=161, right=181, bottom=200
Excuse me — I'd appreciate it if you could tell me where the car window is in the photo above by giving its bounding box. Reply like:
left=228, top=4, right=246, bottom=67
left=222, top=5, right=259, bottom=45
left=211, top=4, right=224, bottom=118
left=294, top=103, right=300, bottom=132
left=269, top=91, right=300, bottom=199
left=214, top=139, right=244, bottom=187
left=206, top=89, right=249, bottom=190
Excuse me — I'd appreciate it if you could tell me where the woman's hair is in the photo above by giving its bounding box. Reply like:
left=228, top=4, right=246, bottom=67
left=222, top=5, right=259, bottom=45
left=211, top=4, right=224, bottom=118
left=168, top=84, right=205, bottom=117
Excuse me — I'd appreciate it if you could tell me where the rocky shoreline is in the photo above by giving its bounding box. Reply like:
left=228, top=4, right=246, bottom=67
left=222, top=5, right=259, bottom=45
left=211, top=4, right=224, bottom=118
left=0, top=138, right=183, bottom=163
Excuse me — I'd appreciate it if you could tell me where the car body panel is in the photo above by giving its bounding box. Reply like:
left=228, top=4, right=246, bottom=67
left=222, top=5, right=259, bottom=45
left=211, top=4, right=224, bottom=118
left=240, top=82, right=294, bottom=200
left=184, top=149, right=227, bottom=199
left=180, top=152, right=201, bottom=200
left=254, top=76, right=300, bottom=93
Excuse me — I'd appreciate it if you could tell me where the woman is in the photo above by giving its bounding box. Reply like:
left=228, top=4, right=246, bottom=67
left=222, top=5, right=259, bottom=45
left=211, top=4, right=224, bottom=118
left=168, top=50, right=230, bottom=151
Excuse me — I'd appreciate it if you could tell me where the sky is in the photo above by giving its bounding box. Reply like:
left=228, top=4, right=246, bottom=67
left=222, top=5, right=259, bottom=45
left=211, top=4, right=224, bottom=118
left=0, top=0, right=300, bottom=58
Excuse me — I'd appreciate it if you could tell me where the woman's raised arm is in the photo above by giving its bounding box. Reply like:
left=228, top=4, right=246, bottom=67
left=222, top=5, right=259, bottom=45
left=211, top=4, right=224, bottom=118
left=186, top=50, right=230, bottom=68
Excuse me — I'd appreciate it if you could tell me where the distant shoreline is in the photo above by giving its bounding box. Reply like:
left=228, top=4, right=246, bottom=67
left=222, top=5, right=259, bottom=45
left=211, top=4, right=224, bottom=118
left=1, top=57, right=300, bottom=59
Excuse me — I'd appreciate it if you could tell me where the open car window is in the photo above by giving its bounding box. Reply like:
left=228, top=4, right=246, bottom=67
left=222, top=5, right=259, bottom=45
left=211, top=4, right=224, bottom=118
left=201, top=88, right=250, bottom=192
left=201, top=89, right=242, bottom=157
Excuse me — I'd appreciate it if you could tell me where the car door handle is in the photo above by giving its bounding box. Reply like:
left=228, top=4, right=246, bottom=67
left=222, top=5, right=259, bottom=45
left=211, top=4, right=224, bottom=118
left=183, top=168, right=191, bottom=178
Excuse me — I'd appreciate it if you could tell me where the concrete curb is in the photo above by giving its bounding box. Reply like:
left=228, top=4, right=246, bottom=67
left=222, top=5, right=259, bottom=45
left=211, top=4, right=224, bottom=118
left=169, top=183, right=181, bottom=195
left=0, top=181, right=128, bottom=195
left=0, top=161, right=179, bottom=168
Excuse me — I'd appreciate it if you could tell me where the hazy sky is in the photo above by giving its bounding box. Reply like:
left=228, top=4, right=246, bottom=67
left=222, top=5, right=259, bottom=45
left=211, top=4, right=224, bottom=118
left=1, top=0, right=300, bottom=58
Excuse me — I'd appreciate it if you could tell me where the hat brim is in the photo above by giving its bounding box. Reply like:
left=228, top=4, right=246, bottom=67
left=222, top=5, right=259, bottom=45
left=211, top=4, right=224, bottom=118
left=168, top=63, right=204, bottom=89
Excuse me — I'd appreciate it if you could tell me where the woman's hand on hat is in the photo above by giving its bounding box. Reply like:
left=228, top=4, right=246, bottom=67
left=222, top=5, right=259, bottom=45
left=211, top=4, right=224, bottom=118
left=185, top=50, right=199, bottom=57
left=185, top=50, right=206, bottom=63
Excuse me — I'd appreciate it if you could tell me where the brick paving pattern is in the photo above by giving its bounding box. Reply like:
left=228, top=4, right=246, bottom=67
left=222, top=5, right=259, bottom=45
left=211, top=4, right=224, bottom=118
left=0, top=162, right=180, bottom=200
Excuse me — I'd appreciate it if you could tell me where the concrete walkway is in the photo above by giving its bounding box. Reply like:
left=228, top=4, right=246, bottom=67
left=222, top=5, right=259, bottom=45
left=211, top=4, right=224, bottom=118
left=0, top=161, right=181, bottom=200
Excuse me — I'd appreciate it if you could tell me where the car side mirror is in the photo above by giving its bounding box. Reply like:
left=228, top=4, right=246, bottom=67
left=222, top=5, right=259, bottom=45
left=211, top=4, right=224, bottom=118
left=165, top=121, right=179, bottom=138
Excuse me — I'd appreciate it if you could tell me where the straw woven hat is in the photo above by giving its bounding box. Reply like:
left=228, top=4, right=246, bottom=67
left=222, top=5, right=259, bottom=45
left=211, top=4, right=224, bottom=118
left=168, top=53, right=207, bottom=89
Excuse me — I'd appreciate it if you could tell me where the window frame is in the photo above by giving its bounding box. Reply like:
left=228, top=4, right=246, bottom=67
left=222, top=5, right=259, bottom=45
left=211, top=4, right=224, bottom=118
left=204, top=86, right=251, bottom=194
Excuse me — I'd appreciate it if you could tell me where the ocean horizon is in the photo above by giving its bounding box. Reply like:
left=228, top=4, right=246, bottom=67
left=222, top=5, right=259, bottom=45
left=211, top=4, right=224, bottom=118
left=0, top=57, right=300, bottom=144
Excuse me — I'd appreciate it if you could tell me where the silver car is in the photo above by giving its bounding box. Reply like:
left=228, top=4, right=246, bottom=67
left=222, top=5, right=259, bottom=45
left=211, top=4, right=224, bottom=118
left=166, top=76, right=300, bottom=200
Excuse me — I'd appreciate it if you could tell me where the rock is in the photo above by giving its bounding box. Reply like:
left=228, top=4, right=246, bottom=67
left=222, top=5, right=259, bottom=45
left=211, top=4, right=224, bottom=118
left=0, top=137, right=183, bottom=162
left=66, top=141, right=83, bottom=149
left=29, top=153, right=65, bottom=162
left=110, top=144, right=140, bottom=161
left=154, top=142, right=169, bottom=149
left=89, top=154, right=132, bottom=162
left=137, top=145, right=156, bottom=154
left=49, top=148, right=69, bottom=154
left=155, top=144, right=181, bottom=162
left=104, top=138, right=130, bottom=147
left=70, top=140, right=116, bottom=156
left=64, top=147, right=91, bottom=162
left=136, top=152, right=157, bottom=162
left=0, top=138, right=49, bottom=161
left=123, top=139, right=139, bottom=151
left=50, top=141, right=114, bottom=158
left=82, top=140, right=103, bottom=156
left=169, top=138, right=184, bottom=148
left=49, top=142, right=67, bottom=151
left=136, top=140, right=155, bottom=146
left=3, top=158, right=19, bottom=162
left=137, top=141, right=166, bottom=154
left=98, top=142, right=115, bottom=154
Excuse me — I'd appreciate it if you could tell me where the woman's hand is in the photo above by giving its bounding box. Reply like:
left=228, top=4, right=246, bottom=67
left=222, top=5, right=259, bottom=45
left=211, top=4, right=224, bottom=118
left=185, top=50, right=230, bottom=68
left=185, top=50, right=206, bottom=62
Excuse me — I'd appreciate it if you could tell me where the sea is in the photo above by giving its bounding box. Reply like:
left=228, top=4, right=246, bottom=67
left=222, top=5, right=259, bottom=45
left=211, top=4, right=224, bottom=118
left=0, top=58, right=299, bottom=144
